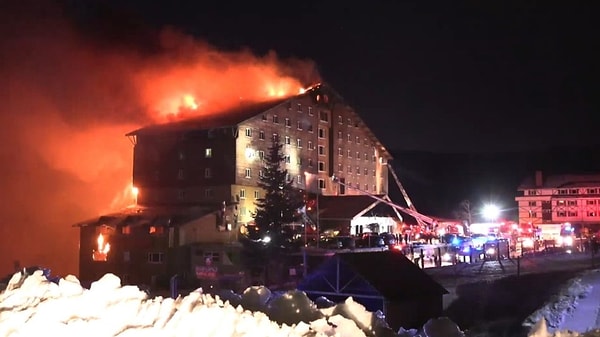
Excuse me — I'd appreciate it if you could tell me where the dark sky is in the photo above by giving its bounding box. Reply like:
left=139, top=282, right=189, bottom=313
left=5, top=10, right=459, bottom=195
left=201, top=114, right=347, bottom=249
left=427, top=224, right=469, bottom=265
left=69, top=0, right=599, bottom=153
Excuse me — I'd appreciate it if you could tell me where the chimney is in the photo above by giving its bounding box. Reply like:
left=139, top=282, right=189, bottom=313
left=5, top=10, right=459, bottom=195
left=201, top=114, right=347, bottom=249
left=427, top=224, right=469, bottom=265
left=534, top=170, right=543, bottom=187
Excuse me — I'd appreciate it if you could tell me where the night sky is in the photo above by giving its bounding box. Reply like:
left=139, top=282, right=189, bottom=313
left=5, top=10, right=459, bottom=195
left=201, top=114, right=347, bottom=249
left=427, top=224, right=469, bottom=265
left=70, top=0, right=599, bottom=153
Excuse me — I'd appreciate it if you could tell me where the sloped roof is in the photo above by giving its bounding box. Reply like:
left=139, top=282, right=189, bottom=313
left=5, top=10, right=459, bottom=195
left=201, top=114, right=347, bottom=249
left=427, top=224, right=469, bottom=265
left=318, top=195, right=382, bottom=220
left=127, top=98, right=289, bottom=136
left=73, top=206, right=215, bottom=228
left=298, top=251, right=448, bottom=301
left=518, top=173, right=600, bottom=189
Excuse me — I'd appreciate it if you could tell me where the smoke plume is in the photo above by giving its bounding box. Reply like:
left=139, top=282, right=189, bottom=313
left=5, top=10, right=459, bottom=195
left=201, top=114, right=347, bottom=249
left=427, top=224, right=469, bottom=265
left=0, top=1, right=319, bottom=277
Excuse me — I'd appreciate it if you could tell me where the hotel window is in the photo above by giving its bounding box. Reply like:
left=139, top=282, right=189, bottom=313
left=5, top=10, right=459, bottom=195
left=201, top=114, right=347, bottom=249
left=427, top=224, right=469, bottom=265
left=338, top=147, right=343, bottom=156
left=285, top=118, right=291, bottom=127
left=356, top=136, right=360, bottom=144
left=567, top=200, right=577, bottom=206
left=588, top=211, right=597, bottom=217
left=347, top=149, right=352, bottom=158
left=178, top=169, right=184, bottom=180
left=297, top=103, right=302, bottom=112
left=364, top=184, right=368, bottom=191
left=347, top=118, right=352, bottom=125
left=318, top=145, right=325, bottom=156
left=272, top=133, right=279, bottom=141
left=254, top=190, right=260, bottom=199
left=364, top=138, right=368, bottom=145
left=297, top=120, right=303, bottom=130
left=245, top=128, right=252, bottom=137
left=338, top=131, right=343, bottom=140
left=147, top=252, right=164, bottom=264
left=569, top=189, right=579, bottom=194
left=318, top=161, right=325, bottom=171
left=308, top=141, right=314, bottom=150
left=239, top=189, right=246, bottom=199
left=178, top=190, right=186, bottom=200
left=297, top=138, right=302, bottom=148
left=259, top=130, right=265, bottom=140
left=568, top=211, right=578, bottom=217
left=204, top=189, right=213, bottom=198
left=319, top=111, right=328, bottom=122
left=364, top=153, right=368, bottom=160
left=338, top=163, right=343, bottom=172
left=205, top=148, right=212, bottom=158
left=347, top=165, right=352, bottom=173
left=178, top=150, right=185, bottom=160
left=245, top=168, right=251, bottom=178
left=318, top=128, right=325, bottom=138
left=347, top=133, right=352, bottom=142
left=587, top=188, right=598, bottom=194
left=261, top=114, right=267, bottom=122
left=284, top=155, right=291, bottom=164
left=318, top=179, right=326, bottom=189
left=338, top=115, right=343, bottom=124
left=297, top=175, right=303, bottom=184
left=356, top=151, right=360, bottom=158
left=297, top=157, right=303, bottom=165
left=308, top=106, right=313, bottom=115
left=528, top=201, right=536, bottom=206
left=308, top=159, right=313, bottom=167
left=372, top=185, right=376, bottom=192
left=272, top=115, right=279, bottom=123
left=372, top=169, right=376, bottom=177
left=258, top=151, right=264, bottom=160
left=356, top=166, right=360, bottom=174
left=364, top=168, right=368, bottom=175
left=204, top=168, right=212, bottom=178
left=284, top=136, right=291, bottom=145
left=307, top=124, right=313, bottom=132
left=587, top=200, right=597, bottom=205
left=557, top=211, right=566, bottom=217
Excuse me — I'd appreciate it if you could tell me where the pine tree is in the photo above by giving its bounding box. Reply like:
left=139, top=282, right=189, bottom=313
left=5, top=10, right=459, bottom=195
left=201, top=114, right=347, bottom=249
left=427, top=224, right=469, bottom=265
left=253, top=137, right=304, bottom=247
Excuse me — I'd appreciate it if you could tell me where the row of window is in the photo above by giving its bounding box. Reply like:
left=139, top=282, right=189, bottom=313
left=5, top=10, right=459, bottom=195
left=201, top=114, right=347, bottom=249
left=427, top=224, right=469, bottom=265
left=527, top=200, right=600, bottom=206
left=283, top=101, right=360, bottom=128
left=178, top=148, right=212, bottom=161
left=527, top=188, right=600, bottom=196
left=527, top=211, right=599, bottom=218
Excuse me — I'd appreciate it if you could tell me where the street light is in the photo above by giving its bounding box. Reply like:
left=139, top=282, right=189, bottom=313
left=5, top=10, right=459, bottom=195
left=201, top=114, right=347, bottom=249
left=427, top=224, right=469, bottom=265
left=482, top=204, right=500, bottom=221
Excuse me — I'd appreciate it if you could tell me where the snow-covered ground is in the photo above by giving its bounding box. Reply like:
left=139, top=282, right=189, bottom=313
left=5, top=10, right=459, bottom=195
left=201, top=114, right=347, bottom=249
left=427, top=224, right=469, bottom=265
left=2, top=257, right=600, bottom=337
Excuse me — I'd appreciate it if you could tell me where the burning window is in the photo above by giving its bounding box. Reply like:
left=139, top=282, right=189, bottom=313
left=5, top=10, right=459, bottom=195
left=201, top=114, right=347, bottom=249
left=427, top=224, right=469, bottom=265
left=121, top=226, right=131, bottom=235
left=149, top=226, right=164, bottom=235
left=92, top=234, right=111, bottom=262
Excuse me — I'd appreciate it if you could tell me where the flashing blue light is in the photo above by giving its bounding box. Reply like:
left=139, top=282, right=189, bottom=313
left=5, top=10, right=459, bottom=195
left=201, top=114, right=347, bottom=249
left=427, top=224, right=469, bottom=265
left=451, top=237, right=460, bottom=245
left=462, top=246, right=470, bottom=253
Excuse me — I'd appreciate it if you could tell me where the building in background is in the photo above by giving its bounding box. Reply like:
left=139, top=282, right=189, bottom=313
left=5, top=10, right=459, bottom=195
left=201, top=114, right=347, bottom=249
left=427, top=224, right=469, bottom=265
left=515, top=170, right=600, bottom=239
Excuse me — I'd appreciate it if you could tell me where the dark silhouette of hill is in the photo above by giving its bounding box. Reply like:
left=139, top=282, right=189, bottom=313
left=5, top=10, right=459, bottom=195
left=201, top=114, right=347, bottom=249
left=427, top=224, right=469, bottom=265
left=386, top=146, right=600, bottom=222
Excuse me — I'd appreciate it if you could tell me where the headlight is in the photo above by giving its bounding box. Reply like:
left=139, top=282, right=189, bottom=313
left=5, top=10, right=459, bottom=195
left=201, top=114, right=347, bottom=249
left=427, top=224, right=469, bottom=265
left=443, top=253, right=452, bottom=261
left=486, top=247, right=496, bottom=255
left=563, top=236, right=573, bottom=246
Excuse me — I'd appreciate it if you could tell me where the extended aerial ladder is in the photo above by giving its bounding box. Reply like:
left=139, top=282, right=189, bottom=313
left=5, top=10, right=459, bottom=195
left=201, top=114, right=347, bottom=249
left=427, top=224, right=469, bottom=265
left=385, top=163, right=430, bottom=229
left=330, top=175, right=438, bottom=228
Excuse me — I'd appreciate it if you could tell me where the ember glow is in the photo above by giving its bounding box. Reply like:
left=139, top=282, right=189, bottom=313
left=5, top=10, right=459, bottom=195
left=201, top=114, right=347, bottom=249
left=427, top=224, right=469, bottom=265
left=0, top=2, right=319, bottom=277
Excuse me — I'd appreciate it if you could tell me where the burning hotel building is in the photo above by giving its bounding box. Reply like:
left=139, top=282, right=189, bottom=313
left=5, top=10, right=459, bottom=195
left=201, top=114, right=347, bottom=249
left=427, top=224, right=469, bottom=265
left=76, top=84, right=393, bottom=289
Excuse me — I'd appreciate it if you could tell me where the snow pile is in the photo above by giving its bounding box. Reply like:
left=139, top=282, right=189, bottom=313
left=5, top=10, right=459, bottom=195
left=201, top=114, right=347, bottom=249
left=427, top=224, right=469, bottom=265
left=523, top=276, right=592, bottom=329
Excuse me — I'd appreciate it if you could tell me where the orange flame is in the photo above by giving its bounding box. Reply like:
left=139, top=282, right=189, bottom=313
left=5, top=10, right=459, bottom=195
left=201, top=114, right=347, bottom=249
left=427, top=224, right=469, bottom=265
left=92, top=233, right=110, bottom=261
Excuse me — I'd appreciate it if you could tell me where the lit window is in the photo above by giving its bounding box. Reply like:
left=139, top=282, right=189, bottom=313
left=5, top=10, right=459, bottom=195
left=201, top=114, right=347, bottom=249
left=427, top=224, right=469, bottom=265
left=92, top=233, right=110, bottom=262
left=297, top=138, right=302, bottom=148
left=259, top=130, right=265, bottom=140
left=285, top=118, right=291, bottom=127
left=297, top=175, right=303, bottom=184
left=149, top=226, right=164, bottom=235
left=338, top=131, right=343, bottom=140
left=205, top=148, right=212, bottom=158
left=285, top=136, right=291, bottom=145
left=308, top=141, right=314, bottom=150
left=297, top=120, right=303, bottom=130
left=254, top=190, right=260, bottom=199
left=240, top=189, right=246, bottom=199
left=338, top=147, right=342, bottom=156
left=338, top=115, right=343, bottom=124
left=245, top=168, right=251, bottom=178
left=347, top=133, right=352, bottom=142
left=245, top=128, right=252, bottom=137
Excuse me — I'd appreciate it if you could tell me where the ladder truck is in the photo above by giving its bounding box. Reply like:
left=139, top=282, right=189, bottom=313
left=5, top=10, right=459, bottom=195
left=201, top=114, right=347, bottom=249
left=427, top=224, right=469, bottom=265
left=385, top=163, right=430, bottom=230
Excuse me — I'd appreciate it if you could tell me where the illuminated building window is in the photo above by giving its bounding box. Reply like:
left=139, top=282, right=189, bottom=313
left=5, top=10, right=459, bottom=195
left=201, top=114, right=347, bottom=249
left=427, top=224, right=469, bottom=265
left=259, top=130, right=265, bottom=140
left=588, top=212, right=597, bottom=217
left=364, top=153, right=368, bottom=160
left=254, top=190, right=260, bottom=199
left=356, top=136, right=360, bottom=144
left=338, top=131, right=343, bottom=140
left=272, top=133, right=279, bottom=141
left=239, top=189, right=246, bottom=199
left=258, top=150, right=264, bottom=160
left=92, top=234, right=110, bottom=262
left=245, top=168, right=251, bottom=178
left=318, top=128, right=325, bottom=138
left=347, top=133, right=352, bottom=142
left=121, top=225, right=131, bottom=235
left=297, top=157, right=302, bottom=165
left=285, top=118, right=291, bottom=127
left=297, top=103, right=302, bottom=112
left=338, top=147, right=342, bottom=156
left=297, top=120, right=303, bottom=130
left=284, top=155, right=291, bottom=164
left=347, top=150, right=352, bottom=158
left=356, top=166, right=360, bottom=175
left=338, top=164, right=342, bottom=172
left=318, top=179, right=326, bottom=189
left=149, top=226, right=164, bottom=235
left=284, top=136, right=291, bottom=145
left=338, top=115, right=343, bottom=124
left=308, top=141, right=314, bottom=150
left=318, top=162, right=325, bottom=171
left=245, top=128, right=252, bottom=137
left=318, top=146, right=325, bottom=156
left=364, top=168, right=368, bottom=175
left=272, top=115, right=279, bottom=123
left=297, top=175, right=303, bottom=185
left=308, top=106, right=313, bottom=115
left=347, top=165, right=352, bottom=173
left=297, top=138, right=302, bottom=148
left=205, top=148, right=212, bottom=158
left=204, top=189, right=213, bottom=197
left=204, top=168, right=212, bottom=178
left=356, top=151, right=360, bottom=159
left=147, top=252, right=164, bottom=264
